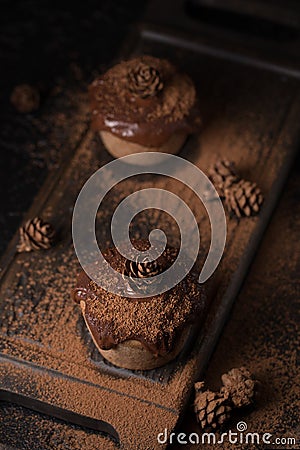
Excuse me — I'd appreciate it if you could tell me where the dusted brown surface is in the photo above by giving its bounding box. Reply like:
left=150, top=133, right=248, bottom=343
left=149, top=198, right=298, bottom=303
left=1, top=154, right=299, bottom=449
left=171, top=157, right=300, bottom=449
left=73, top=243, right=205, bottom=356
left=1, top=38, right=300, bottom=448
left=1, top=2, right=300, bottom=448
left=89, top=55, right=200, bottom=147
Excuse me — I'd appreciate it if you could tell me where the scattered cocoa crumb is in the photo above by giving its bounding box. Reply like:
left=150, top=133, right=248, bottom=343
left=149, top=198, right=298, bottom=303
left=10, top=84, right=40, bottom=113
left=0, top=402, right=117, bottom=450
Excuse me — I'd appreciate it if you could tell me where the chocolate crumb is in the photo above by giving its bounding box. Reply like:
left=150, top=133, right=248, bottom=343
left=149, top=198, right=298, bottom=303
left=10, top=84, right=40, bottom=113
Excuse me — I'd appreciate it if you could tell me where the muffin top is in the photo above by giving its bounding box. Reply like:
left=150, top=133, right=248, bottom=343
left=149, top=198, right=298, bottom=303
left=89, top=55, right=201, bottom=147
left=73, top=241, right=205, bottom=356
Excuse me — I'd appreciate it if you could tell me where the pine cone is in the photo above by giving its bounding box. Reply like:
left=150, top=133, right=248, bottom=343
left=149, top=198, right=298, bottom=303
left=128, top=63, right=163, bottom=98
left=124, top=257, right=160, bottom=279
left=208, top=159, right=240, bottom=196
left=10, top=84, right=40, bottom=113
left=194, top=382, right=231, bottom=430
left=224, top=179, right=264, bottom=218
left=17, top=217, right=55, bottom=253
left=122, top=257, right=161, bottom=294
left=221, top=367, right=257, bottom=408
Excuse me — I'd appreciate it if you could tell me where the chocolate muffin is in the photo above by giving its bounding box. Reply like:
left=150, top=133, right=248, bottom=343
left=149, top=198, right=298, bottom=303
left=89, top=55, right=201, bottom=162
left=73, top=243, right=205, bottom=370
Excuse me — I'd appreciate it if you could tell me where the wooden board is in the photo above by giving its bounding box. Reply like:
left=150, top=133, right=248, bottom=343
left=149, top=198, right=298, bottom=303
left=1, top=24, right=300, bottom=450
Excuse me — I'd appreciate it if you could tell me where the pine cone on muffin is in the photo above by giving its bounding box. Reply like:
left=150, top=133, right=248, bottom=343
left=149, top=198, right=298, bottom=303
left=124, top=257, right=160, bottom=278
left=73, top=241, right=205, bottom=370
left=128, top=63, right=163, bottom=98
left=89, top=55, right=200, bottom=160
left=122, top=257, right=162, bottom=294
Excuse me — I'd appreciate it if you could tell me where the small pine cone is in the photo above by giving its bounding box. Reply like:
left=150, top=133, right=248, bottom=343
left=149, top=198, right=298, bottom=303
left=128, top=63, right=163, bottom=98
left=17, top=217, right=55, bottom=253
left=221, top=367, right=257, bottom=408
left=194, top=382, right=231, bottom=430
left=224, top=179, right=263, bottom=218
left=10, top=84, right=40, bottom=113
left=208, top=159, right=240, bottom=196
left=122, top=256, right=161, bottom=294
left=123, top=257, right=160, bottom=279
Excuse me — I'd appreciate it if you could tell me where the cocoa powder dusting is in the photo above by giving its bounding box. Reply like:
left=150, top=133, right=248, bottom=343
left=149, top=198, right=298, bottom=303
left=0, top=401, right=117, bottom=450
left=1, top=39, right=299, bottom=449
left=74, top=243, right=205, bottom=355
left=89, top=55, right=200, bottom=146
left=169, top=166, right=300, bottom=449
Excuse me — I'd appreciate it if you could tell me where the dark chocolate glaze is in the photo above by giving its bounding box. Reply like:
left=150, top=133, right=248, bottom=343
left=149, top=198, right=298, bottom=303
left=89, top=55, right=201, bottom=147
left=72, top=242, right=205, bottom=356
